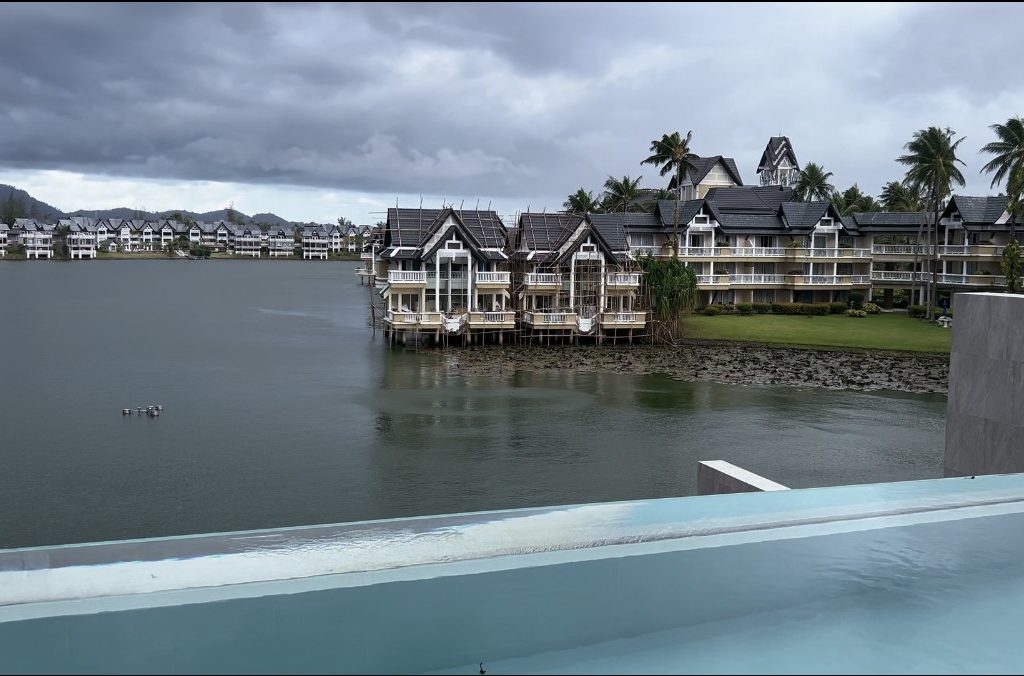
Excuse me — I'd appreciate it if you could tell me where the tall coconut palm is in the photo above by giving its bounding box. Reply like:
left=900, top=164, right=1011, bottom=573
left=601, top=175, right=643, bottom=214
left=897, top=126, right=966, bottom=320
left=641, top=131, right=699, bottom=258
left=831, top=184, right=879, bottom=215
left=879, top=181, right=926, bottom=212
left=980, top=115, right=1024, bottom=238
left=794, top=163, right=836, bottom=202
left=563, top=188, right=601, bottom=215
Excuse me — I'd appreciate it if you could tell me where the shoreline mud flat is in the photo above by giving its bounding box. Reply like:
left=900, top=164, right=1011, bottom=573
left=441, top=340, right=949, bottom=394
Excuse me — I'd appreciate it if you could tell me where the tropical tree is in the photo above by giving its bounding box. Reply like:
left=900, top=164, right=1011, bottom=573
left=897, top=126, right=966, bottom=320
left=794, top=163, right=836, bottom=202
left=831, top=184, right=879, bottom=215
left=980, top=115, right=1024, bottom=238
left=1001, top=239, right=1021, bottom=294
left=641, top=131, right=699, bottom=257
left=638, top=255, right=698, bottom=343
left=601, top=175, right=643, bottom=214
left=562, top=188, right=601, bottom=214
left=879, top=181, right=926, bottom=212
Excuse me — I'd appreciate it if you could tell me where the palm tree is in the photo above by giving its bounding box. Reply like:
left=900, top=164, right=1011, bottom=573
left=601, top=175, right=643, bottom=214
left=897, top=126, right=966, bottom=320
left=641, top=131, right=699, bottom=258
left=879, top=181, right=926, bottom=212
left=831, top=184, right=879, bottom=215
left=794, top=163, right=836, bottom=202
left=980, top=115, right=1024, bottom=238
left=563, top=188, right=601, bottom=214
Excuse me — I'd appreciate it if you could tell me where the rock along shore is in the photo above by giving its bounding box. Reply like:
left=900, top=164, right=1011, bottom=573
left=440, top=340, right=949, bottom=394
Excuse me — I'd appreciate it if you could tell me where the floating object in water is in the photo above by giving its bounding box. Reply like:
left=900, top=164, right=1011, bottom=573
left=122, top=408, right=131, bottom=415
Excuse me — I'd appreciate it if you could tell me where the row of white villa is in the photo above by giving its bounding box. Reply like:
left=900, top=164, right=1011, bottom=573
left=0, top=218, right=371, bottom=259
left=366, top=137, right=1020, bottom=342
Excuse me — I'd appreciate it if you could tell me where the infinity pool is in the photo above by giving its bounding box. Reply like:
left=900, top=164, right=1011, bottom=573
left=2, top=474, right=1023, bottom=674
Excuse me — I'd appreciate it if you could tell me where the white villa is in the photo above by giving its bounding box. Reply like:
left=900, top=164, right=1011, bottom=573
left=302, top=225, right=329, bottom=260
left=67, top=218, right=97, bottom=259
left=376, top=207, right=514, bottom=342
left=233, top=225, right=263, bottom=257
left=513, top=212, right=644, bottom=341
left=16, top=219, right=54, bottom=259
left=268, top=226, right=296, bottom=257
left=325, top=223, right=344, bottom=254
left=0, top=222, right=7, bottom=257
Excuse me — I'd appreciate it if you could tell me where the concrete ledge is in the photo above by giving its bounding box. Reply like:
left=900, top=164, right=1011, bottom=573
left=697, top=460, right=789, bottom=495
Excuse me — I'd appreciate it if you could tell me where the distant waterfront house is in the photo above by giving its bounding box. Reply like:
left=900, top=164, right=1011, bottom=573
left=15, top=219, right=54, bottom=259
left=513, top=212, right=643, bottom=339
left=268, top=226, right=295, bottom=257
left=214, top=222, right=232, bottom=249
left=0, top=222, right=8, bottom=257
left=344, top=224, right=362, bottom=252
left=232, top=225, right=263, bottom=257
left=378, top=207, right=512, bottom=339
left=324, top=223, right=344, bottom=253
left=67, top=219, right=97, bottom=259
left=95, top=219, right=113, bottom=244
left=302, top=225, right=329, bottom=260
left=160, top=220, right=187, bottom=248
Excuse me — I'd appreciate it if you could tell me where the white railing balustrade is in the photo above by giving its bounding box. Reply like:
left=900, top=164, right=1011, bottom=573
left=387, top=270, right=427, bottom=283
left=730, top=274, right=786, bottom=284
left=606, top=273, right=640, bottom=286
left=681, top=247, right=716, bottom=257
left=731, top=247, right=786, bottom=257
left=525, top=273, right=561, bottom=285
left=476, top=272, right=510, bottom=284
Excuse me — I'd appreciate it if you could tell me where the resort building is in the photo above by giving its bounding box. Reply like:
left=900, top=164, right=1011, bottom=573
left=377, top=207, right=513, bottom=342
left=0, top=222, right=7, bottom=257
left=160, top=220, right=187, bottom=248
left=851, top=194, right=1021, bottom=305
left=268, top=226, right=296, bottom=257
left=95, top=219, right=114, bottom=245
left=16, top=219, right=54, bottom=259
left=623, top=189, right=870, bottom=305
left=67, top=219, right=97, bottom=259
left=302, top=225, right=329, bottom=260
left=512, top=212, right=644, bottom=341
left=345, top=224, right=362, bottom=252
left=232, top=225, right=263, bottom=257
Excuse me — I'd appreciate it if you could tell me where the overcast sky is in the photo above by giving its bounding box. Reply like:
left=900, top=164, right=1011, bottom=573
left=0, top=2, right=1022, bottom=223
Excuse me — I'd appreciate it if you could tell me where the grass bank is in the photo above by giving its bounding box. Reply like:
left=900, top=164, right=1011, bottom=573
left=683, top=312, right=951, bottom=353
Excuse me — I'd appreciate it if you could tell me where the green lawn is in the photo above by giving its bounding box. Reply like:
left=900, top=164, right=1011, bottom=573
left=684, top=312, right=951, bottom=353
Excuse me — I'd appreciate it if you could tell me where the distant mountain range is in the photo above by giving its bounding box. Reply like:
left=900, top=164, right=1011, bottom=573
left=0, top=184, right=304, bottom=225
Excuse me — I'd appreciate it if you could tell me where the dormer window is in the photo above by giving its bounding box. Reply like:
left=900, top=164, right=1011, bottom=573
left=445, top=240, right=464, bottom=250
left=580, top=243, right=597, bottom=252
left=820, top=217, right=834, bottom=227
left=693, top=215, right=710, bottom=225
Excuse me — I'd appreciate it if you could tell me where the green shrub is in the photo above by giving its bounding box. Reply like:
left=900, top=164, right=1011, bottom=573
left=829, top=302, right=847, bottom=314
left=907, top=304, right=927, bottom=318
left=849, top=291, right=865, bottom=309
left=770, top=302, right=787, bottom=314
left=752, top=302, right=771, bottom=314
left=863, top=302, right=881, bottom=314
left=847, top=309, right=867, bottom=318
left=703, top=305, right=723, bottom=316
left=736, top=302, right=754, bottom=315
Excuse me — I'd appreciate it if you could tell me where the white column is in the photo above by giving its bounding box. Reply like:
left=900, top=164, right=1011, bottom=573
left=569, top=255, right=576, bottom=309
left=467, top=257, right=474, bottom=312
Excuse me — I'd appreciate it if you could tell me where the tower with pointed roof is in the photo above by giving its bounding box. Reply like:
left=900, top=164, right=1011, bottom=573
left=757, top=136, right=800, bottom=188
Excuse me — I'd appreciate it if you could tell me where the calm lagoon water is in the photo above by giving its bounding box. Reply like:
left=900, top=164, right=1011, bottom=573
left=0, top=260, right=946, bottom=547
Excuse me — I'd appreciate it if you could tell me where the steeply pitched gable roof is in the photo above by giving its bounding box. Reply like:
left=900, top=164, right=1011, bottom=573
left=757, top=136, right=799, bottom=173
left=944, top=195, right=1013, bottom=226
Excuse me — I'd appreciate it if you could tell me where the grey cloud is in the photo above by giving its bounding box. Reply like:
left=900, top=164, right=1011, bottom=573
left=0, top=2, right=1022, bottom=204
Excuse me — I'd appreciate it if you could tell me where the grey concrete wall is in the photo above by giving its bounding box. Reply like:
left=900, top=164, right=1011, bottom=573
left=697, top=460, right=789, bottom=495
left=945, top=292, right=1024, bottom=477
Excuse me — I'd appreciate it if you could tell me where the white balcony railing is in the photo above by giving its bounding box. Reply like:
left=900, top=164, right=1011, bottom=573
left=871, top=245, right=933, bottom=255
left=525, top=273, right=561, bottom=286
left=680, top=247, right=717, bottom=257
left=731, top=247, right=786, bottom=257
left=730, top=274, right=786, bottom=284
left=475, top=271, right=510, bottom=284
left=472, top=311, right=516, bottom=323
left=696, top=274, right=728, bottom=285
left=523, top=311, right=576, bottom=325
left=606, top=273, right=640, bottom=286
left=630, top=245, right=663, bottom=256
left=387, top=270, right=427, bottom=283
left=794, top=275, right=872, bottom=286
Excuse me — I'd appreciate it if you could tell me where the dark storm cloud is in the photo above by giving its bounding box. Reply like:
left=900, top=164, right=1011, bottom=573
left=0, top=2, right=1022, bottom=201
